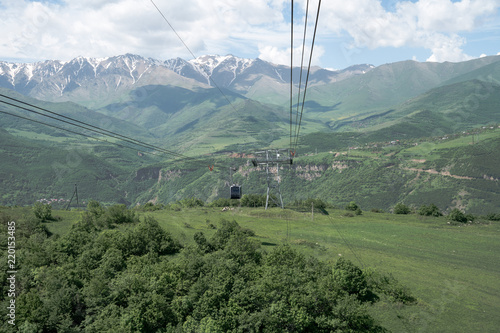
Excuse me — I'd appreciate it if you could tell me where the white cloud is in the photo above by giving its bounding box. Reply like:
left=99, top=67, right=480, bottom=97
left=0, top=0, right=290, bottom=61
left=319, top=0, right=500, bottom=63
left=0, top=0, right=498, bottom=66
left=258, top=44, right=324, bottom=67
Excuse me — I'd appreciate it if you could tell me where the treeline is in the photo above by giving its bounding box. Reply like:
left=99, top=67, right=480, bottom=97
left=390, top=202, right=500, bottom=224
left=0, top=202, right=416, bottom=332
left=136, top=196, right=331, bottom=211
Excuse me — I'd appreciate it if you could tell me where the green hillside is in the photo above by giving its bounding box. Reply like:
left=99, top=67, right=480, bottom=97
left=0, top=127, right=162, bottom=206
left=293, top=56, right=500, bottom=123
left=335, top=79, right=500, bottom=134
left=0, top=88, right=154, bottom=142
left=2, top=101, right=500, bottom=214
left=128, top=125, right=500, bottom=215
left=96, top=84, right=328, bottom=154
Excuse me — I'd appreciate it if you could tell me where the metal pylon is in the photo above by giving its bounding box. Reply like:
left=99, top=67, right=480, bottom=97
left=252, top=149, right=293, bottom=209
left=66, top=184, right=79, bottom=210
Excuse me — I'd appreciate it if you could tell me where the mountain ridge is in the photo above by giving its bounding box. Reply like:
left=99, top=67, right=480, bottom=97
left=0, top=54, right=372, bottom=103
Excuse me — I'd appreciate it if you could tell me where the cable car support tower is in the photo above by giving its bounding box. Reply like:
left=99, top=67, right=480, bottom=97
left=251, top=149, right=293, bottom=209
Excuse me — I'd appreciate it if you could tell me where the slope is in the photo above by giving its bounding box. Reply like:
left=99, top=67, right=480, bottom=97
left=299, top=55, right=500, bottom=124
left=0, top=127, right=163, bottom=206
left=98, top=84, right=329, bottom=155
left=0, top=88, right=155, bottom=143
left=331, top=79, right=500, bottom=135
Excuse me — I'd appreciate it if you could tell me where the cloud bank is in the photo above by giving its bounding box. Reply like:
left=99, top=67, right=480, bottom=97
left=320, top=0, right=499, bottom=62
left=0, top=0, right=498, bottom=65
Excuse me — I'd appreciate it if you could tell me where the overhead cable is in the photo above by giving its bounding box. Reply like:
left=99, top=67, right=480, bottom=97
left=293, top=0, right=311, bottom=147
left=293, top=0, right=321, bottom=151
left=0, top=94, right=191, bottom=160
left=290, top=0, right=294, bottom=150
left=149, top=0, right=242, bottom=116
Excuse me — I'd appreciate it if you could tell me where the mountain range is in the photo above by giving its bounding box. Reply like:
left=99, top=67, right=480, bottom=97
left=1, top=53, right=500, bottom=211
left=0, top=54, right=372, bottom=106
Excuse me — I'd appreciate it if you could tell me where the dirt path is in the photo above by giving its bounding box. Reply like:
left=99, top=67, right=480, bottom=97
left=402, top=167, right=474, bottom=180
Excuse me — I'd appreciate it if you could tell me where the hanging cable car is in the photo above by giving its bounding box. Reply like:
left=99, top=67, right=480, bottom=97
left=229, top=166, right=242, bottom=199
left=230, top=184, right=242, bottom=199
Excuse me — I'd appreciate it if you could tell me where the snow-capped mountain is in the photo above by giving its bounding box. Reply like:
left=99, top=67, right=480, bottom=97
left=0, top=54, right=373, bottom=105
left=164, top=54, right=373, bottom=91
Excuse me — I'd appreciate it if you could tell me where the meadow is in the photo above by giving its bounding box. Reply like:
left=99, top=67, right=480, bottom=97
left=34, top=205, right=500, bottom=333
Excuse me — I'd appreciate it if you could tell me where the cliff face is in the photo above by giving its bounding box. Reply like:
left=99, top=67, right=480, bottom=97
left=134, top=166, right=162, bottom=181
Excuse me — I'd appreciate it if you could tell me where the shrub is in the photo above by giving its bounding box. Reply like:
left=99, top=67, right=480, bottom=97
left=178, top=198, right=205, bottom=208
left=33, top=202, right=53, bottom=222
left=332, top=257, right=370, bottom=300
left=240, top=194, right=266, bottom=207
left=393, top=203, right=411, bottom=215
left=448, top=208, right=467, bottom=223
left=105, top=204, right=137, bottom=225
left=139, top=202, right=165, bottom=211
left=208, top=198, right=239, bottom=207
left=209, top=198, right=230, bottom=207
left=370, top=208, right=385, bottom=213
left=345, top=201, right=359, bottom=211
left=418, top=204, right=442, bottom=217
left=87, top=200, right=106, bottom=217
left=485, top=213, right=500, bottom=221
left=365, top=270, right=416, bottom=304
left=302, top=198, right=328, bottom=209
left=170, top=204, right=182, bottom=211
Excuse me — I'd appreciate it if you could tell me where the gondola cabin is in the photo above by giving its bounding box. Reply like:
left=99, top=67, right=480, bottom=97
left=230, top=185, right=242, bottom=199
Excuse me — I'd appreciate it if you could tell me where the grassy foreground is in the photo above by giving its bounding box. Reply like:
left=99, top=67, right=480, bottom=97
left=10, top=206, right=500, bottom=332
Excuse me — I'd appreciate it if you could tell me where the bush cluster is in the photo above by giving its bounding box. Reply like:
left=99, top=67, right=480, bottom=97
left=208, top=198, right=239, bottom=208
left=393, top=203, right=411, bottom=215
left=418, top=204, right=442, bottom=217
left=3, top=204, right=415, bottom=332
left=448, top=208, right=475, bottom=223
left=240, top=194, right=267, bottom=207
left=32, top=202, right=54, bottom=222
left=83, top=200, right=138, bottom=228
left=345, top=201, right=363, bottom=215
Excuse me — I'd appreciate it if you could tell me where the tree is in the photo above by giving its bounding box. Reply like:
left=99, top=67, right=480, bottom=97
left=194, top=232, right=214, bottom=254
left=332, top=257, right=370, bottom=301
left=126, top=216, right=182, bottom=256
left=393, top=203, right=411, bottom=214
left=87, top=200, right=106, bottom=218
left=32, top=202, right=53, bottom=222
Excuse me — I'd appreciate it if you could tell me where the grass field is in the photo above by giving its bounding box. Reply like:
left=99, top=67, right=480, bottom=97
left=35, top=206, right=500, bottom=333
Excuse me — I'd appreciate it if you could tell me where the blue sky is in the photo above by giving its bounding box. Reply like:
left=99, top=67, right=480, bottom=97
left=0, top=0, right=499, bottom=69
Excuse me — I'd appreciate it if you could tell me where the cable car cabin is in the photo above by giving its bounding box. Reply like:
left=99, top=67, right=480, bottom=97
left=230, top=185, right=242, bottom=199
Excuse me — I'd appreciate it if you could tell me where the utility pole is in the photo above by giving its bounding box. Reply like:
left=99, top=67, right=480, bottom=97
left=66, top=184, right=79, bottom=210
left=251, top=149, right=293, bottom=209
